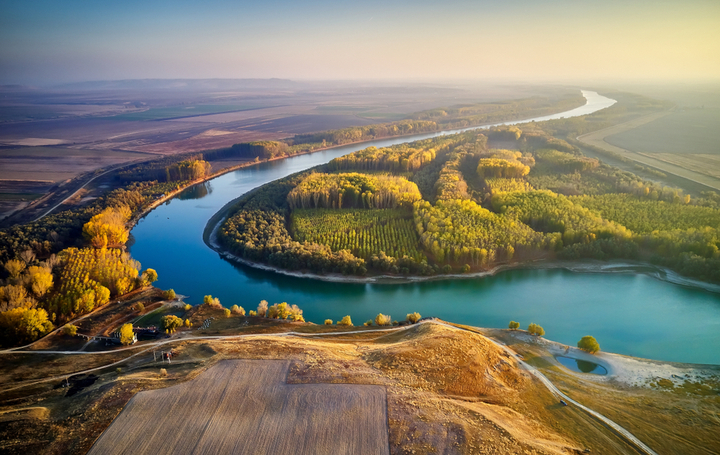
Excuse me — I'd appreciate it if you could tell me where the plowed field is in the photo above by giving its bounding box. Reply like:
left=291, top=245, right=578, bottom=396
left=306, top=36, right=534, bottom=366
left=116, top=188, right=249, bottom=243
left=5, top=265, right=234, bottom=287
left=87, top=360, right=389, bottom=455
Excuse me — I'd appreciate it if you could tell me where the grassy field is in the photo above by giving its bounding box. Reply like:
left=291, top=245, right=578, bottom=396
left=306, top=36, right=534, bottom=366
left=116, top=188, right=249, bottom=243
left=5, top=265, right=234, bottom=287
left=88, top=360, right=389, bottom=455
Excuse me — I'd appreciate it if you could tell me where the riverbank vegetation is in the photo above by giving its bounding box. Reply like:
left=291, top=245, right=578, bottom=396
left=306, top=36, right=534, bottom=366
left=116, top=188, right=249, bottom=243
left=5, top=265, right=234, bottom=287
left=216, top=91, right=720, bottom=284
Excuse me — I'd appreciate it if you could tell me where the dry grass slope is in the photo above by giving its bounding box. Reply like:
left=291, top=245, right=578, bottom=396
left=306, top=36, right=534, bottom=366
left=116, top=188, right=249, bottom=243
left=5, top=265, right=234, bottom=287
left=87, top=360, right=389, bottom=455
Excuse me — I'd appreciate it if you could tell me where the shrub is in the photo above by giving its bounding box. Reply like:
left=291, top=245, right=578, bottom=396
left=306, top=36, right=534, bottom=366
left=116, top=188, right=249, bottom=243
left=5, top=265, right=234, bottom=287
left=364, top=320, right=373, bottom=327
left=223, top=308, right=231, bottom=318
left=324, top=319, right=333, bottom=325
left=231, top=304, right=245, bottom=316
left=184, top=304, right=191, bottom=311
left=375, top=313, right=392, bottom=326
left=406, top=312, right=421, bottom=324
left=184, top=318, right=191, bottom=327
left=528, top=322, right=545, bottom=336
left=164, top=289, right=176, bottom=300
left=577, top=335, right=600, bottom=354
left=62, top=324, right=78, bottom=337
left=249, top=310, right=257, bottom=317
left=203, top=295, right=222, bottom=309
left=159, top=368, right=167, bottom=377
left=136, top=303, right=145, bottom=313
left=508, top=320, right=520, bottom=330
left=337, top=315, right=353, bottom=326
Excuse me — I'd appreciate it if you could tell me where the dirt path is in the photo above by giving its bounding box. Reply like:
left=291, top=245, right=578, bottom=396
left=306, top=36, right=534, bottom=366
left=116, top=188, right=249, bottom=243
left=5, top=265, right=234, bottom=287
left=576, top=110, right=720, bottom=191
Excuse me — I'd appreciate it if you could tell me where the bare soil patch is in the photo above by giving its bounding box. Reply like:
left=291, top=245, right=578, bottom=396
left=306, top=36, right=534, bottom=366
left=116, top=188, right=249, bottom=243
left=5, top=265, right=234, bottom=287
left=88, top=360, right=390, bottom=455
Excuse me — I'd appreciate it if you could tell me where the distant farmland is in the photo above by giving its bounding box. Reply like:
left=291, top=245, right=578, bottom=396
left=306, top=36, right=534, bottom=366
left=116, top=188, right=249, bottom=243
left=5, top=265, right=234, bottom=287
left=603, top=108, right=720, bottom=179
left=88, top=360, right=389, bottom=455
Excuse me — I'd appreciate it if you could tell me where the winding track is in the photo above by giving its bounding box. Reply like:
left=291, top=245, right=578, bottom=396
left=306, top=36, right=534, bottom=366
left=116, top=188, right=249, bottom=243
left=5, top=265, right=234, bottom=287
left=1, top=320, right=658, bottom=454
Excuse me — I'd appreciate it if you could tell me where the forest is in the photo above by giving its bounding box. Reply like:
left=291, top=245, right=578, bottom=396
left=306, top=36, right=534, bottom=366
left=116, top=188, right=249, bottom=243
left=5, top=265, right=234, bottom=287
left=216, top=104, right=720, bottom=285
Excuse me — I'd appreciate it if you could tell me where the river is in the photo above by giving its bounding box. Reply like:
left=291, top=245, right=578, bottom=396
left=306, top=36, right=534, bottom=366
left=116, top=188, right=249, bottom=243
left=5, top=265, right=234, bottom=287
left=129, top=91, right=720, bottom=365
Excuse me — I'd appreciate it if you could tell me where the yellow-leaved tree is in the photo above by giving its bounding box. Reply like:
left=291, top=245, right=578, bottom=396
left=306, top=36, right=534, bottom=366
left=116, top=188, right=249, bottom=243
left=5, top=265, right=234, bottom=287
left=119, top=323, right=134, bottom=345
left=82, top=206, right=131, bottom=248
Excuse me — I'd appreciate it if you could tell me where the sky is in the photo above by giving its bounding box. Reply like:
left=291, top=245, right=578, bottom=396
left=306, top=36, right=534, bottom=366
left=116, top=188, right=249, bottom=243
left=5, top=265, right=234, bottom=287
left=0, top=0, right=718, bottom=85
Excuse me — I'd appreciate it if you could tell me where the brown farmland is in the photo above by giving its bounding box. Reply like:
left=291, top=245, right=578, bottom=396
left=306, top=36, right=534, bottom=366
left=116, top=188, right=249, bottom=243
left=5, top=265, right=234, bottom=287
left=87, top=360, right=389, bottom=455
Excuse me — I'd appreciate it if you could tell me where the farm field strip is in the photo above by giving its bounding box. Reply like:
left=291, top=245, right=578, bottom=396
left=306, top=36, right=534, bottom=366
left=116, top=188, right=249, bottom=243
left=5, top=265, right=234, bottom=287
left=87, top=360, right=390, bottom=455
left=577, top=112, right=720, bottom=192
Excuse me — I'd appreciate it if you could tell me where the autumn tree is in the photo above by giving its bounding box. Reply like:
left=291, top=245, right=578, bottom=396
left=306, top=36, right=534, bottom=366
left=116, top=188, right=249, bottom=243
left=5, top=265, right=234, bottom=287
left=223, top=308, right=231, bottom=318
left=577, top=335, right=600, bottom=354
left=325, top=319, right=333, bottom=325
left=140, top=268, right=158, bottom=286
left=406, top=312, right=421, bottom=324
left=4, top=259, right=25, bottom=279
left=160, top=315, right=183, bottom=333
left=337, top=315, right=353, bottom=326
left=375, top=313, right=392, bottom=326
left=231, top=304, right=245, bottom=316
left=119, top=323, right=134, bottom=345
left=62, top=324, right=78, bottom=336
left=82, top=206, right=131, bottom=248
left=257, top=300, right=269, bottom=317
left=508, top=321, right=520, bottom=330
left=203, top=295, right=222, bottom=309
left=164, top=289, right=176, bottom=300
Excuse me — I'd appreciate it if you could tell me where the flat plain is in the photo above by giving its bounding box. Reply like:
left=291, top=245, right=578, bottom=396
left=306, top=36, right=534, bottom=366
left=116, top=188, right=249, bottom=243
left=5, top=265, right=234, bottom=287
left=88, top=360, right=390, bottom=455
left=604, top=108, right=720, bottom=179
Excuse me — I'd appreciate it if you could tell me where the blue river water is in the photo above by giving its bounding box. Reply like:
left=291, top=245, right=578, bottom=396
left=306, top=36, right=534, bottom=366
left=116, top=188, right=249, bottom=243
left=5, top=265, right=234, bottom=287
left=129, top=91, right=720, bottom=365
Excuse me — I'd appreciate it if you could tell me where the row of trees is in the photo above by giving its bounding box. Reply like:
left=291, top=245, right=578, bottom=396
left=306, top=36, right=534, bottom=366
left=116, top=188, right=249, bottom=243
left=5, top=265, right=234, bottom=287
left=327, top=136, right=457, bottom=173
left=535, top=149, right=599, bottom=173
left=287, top=173, right=422, bottom=210
left=165, top=159, right=212, bottom=182
left=477, top=158, right=530, bottom=179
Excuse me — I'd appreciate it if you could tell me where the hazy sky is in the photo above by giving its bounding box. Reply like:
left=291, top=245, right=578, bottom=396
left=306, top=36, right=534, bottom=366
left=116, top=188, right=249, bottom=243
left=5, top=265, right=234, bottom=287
left=1, top=0, right=718, bottom=85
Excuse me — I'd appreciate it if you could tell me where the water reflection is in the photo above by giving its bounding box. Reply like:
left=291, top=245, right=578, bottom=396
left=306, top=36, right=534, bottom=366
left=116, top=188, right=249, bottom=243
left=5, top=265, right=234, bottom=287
left=177, top=181, right=213, bottom=200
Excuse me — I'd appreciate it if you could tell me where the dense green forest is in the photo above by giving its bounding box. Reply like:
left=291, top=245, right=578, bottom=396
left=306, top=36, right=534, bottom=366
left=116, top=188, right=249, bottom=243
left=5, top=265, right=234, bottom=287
left=216, top=95, right=720, bottom=284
